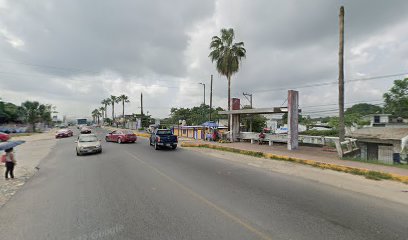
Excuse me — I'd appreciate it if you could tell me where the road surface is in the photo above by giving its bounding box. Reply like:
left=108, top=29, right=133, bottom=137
left=0, top=128, right=407, bottom=240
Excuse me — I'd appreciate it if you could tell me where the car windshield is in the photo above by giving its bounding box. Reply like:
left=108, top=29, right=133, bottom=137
left=78, top=136, right=98, bottom=142
left=157, top=130, right=172, bottom=135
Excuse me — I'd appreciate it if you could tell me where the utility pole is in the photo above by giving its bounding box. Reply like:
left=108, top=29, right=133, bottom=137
left=338, top=6, right=345, bottom=142
left=140, top=92, right=143, bottom=115
left=209, top=75, right=213, bottom=121
left=199, top=83, right=206, bottom=105
left=243, top=92, right=253, bottom=132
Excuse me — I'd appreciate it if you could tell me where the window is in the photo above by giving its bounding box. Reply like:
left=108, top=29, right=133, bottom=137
left=183, top=129, right=187, bottom=135
left=374, top=116, right=380, bottom=123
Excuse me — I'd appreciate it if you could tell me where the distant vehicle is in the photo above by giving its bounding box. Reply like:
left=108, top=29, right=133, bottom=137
left=77, top=118, right=87, bottom=125
left=275, top=127, right=288, bottom=134
left=55, top=129, right=73, bottom=138
left=0, top=132, right=10, bottom=142
left=149, top=129, right=177, bottom=150
left=59, top=124, right=67, bottom=129
left=75, top=134, right=102, bottom=156
left=105, top=130, right=137, bottom=143
left=80, top=127, right=91, bottom=134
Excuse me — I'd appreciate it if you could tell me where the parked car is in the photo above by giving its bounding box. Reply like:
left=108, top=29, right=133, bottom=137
left=0, top=132, right=10, bottom=142
left=80, top=127, right=91, bottom=134
left=105, top=130, right=137, bottom=143
left=149, top=129, right=178, bottom=150
left=75, top=134, right=102, bottom=156
left=55, top=129, right=73, bottom=138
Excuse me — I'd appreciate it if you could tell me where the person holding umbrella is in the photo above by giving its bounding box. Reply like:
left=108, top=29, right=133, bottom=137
left=2, top=148, right=16, bottom=179
left=1, top=140, right=24, bottom=180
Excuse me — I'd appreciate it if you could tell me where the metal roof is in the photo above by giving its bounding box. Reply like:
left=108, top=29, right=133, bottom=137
left=218, top=107, right=297, bottom=115
left=349, top=127, right=408, bottom=141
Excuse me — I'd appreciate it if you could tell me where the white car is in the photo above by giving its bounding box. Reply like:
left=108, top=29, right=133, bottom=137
left=75, top=134, right=102, bottom=156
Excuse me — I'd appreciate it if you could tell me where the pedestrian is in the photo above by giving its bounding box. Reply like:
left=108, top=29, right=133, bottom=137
left=3, top=148, right=16, bottom=180
left=258, top=131, right=266, bottom=145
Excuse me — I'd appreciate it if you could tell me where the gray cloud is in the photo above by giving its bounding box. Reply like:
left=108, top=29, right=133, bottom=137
left=0, top=0, right=407, bottom=118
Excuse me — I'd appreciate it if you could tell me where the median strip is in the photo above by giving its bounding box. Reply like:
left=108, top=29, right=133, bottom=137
left=180, top=142, right=408, bottom=184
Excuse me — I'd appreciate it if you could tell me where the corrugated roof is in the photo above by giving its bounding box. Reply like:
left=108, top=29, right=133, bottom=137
left=349, top=127, right=408, bottom=140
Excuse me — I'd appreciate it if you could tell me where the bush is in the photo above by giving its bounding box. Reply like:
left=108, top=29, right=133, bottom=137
left=300, top=129, right=339, bottom=137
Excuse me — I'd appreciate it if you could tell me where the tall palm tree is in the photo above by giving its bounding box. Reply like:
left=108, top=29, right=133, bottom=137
left=209, top=28, right=246, bottom=113
left=118, top=94, right=130, bottom=127
left=110, top=95, right=119, bottom=124
left=99, top=106, right=105, bottom=124
left=92, top=109, right=100, bottom=124
left=101, top=98, right=111, bottom=119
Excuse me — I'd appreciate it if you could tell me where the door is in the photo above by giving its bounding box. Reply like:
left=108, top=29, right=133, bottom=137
left=367, top=143, right=378, bottom=160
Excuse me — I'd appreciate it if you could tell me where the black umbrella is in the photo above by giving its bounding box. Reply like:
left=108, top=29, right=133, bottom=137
left=0, top=141, right=26, bottom=151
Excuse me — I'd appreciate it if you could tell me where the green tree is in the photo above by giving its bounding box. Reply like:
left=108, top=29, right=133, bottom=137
left=345, top=103, right=382, bottom=116
left=118, top=94, right=130, bottom=127
left=0, top=100, right=21, bottom=123
left=91, top=109, right=101, bottom=124
left=101, top=98, right=111, bottom=118
left=240, top=106, right=267, bottom=132
left=109, top=95, right=119, bottom=124
left=169, top=105, right=227, bottom=126
left=383, top=78, right=408, bottom=117
left=99, top=106, right=105, bottom=123
left=20, top=101, right=52, bottom=132
left=209, top=28, right=246, bottom=113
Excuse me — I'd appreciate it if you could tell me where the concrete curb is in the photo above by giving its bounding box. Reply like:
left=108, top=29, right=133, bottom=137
left=181, top=142, right=408, bottom=184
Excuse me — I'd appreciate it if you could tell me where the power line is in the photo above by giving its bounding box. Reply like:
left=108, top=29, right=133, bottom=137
left=252, top=72, right=408, bottom=93
left=300, top=99, right=383, bottom=109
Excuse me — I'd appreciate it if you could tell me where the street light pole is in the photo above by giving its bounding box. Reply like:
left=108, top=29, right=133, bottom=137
left=199, top=83, right=206, bottom=105
left=209, top=75, right=213, bottom=121
left=243, top=92, right=253, bottom=132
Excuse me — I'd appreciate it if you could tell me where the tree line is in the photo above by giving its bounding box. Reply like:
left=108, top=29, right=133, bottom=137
left=0, top=99, right=53, bottom=132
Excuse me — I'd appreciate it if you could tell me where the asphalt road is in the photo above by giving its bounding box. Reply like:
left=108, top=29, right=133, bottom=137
left=0, top=128, right=407, bottom=240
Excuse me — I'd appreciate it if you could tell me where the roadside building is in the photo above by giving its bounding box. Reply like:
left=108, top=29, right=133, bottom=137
left=349, top=127, right=408, bottom=164
left=362, top=114, right=391, bottom=127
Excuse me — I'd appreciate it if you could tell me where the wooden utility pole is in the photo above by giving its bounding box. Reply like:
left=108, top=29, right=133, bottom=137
left=209, top=75, right=213, bottom=121
left=140, top=93, right=143, bottom=115
left=338, top=6, right=345, bottom=142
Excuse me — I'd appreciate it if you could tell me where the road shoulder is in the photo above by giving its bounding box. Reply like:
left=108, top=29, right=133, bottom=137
left=183, top=146, right=408, bottom=206
left=0, top=130, right=57, bottom=207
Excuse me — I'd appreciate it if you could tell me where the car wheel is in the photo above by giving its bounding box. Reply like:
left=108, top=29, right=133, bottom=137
left=172, top=145, right=177, bottom=150
left=105, top=137, right=109, bottom=142
left=154, top=142, right=159, bottom=150
left=149, top=139, right=152, bottom=145
left=117, top=138, right=122, bottom=144
left=76, top=150, right=80, bottom=156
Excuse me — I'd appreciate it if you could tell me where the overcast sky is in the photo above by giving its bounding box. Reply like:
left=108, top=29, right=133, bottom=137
left=0, top=0, right=407, bottom=119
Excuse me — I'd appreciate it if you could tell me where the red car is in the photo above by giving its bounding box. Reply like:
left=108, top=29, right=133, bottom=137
left=80, top=127, right=91, bottom=134
left=105, top=130, right=137, bottom=143
left=55, top=129, right=73, bottom=138
left=0, top=132, right=10, bottom=142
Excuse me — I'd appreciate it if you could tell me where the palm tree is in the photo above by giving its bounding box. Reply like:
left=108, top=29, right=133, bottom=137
left=118, top=94, right=130, bottom=127
left=99, top=106, right=105, bottom=123
left=209, top=28, right=246, bottom=113
left=101, top=98, right=111, bottom=119
left=92, top=109, right=101, bottom=125
left=110, top=95, right=119, bottom=125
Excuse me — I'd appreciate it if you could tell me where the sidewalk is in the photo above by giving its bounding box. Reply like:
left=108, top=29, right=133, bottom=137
left=184, top=140, right=408, bottom=177
left=0, top=130, right=57, bottom=207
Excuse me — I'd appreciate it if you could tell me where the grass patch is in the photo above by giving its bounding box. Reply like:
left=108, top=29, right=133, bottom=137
left=365, top=171, right=393, bottom=181
left=342, top=156, right=408, bottom=170
left=181, top=142, right=408, bottom=184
